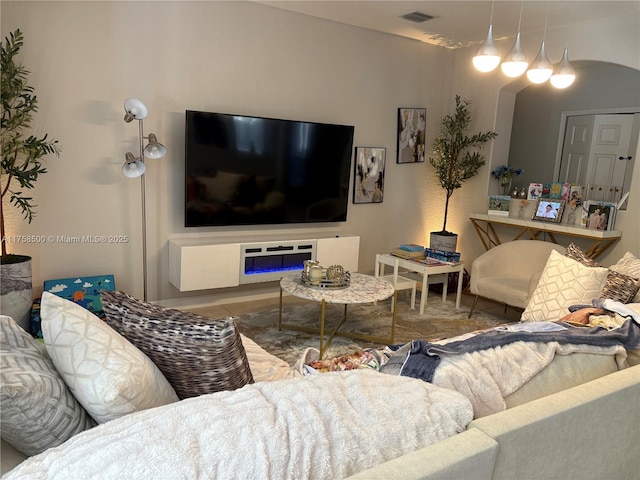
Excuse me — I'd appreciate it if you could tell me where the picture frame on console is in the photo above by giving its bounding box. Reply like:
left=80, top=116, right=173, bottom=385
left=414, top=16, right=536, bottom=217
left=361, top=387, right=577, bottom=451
left=396, top=107, right=426, bottom=164
left=353, top=147, right=385, bottom=204
left=532, top=198, right=565, bottom=223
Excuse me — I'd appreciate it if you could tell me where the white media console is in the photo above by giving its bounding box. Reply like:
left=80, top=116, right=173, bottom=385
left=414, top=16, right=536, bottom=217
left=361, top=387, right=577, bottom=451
left=169, top=233, right=359, bottom=292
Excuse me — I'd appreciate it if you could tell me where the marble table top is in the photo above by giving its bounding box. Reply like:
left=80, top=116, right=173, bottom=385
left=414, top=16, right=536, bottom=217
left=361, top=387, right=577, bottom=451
left=280, top=272, right=394, bottom=305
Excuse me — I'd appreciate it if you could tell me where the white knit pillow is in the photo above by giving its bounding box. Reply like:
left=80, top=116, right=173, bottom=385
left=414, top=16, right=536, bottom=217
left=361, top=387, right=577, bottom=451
left=40, top=292, right=179, bottom=423
left=521, top=250, right=608, bottom=322
left=610, top=252, right=640, bottom=303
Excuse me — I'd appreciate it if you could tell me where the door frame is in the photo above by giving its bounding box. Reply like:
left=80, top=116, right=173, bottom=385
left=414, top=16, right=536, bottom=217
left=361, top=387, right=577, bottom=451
left=554, top=106, right=640, bottom=209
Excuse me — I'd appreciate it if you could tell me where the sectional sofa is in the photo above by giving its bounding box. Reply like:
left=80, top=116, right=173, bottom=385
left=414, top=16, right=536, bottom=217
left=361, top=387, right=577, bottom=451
left=2, top=246, right=640, bottom=478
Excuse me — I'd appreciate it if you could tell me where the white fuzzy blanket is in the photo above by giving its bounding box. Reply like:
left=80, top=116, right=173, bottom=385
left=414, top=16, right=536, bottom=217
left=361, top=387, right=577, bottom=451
left=4, top=371, right=473, bottom=480
left=431, top=340, right=627, bottom=418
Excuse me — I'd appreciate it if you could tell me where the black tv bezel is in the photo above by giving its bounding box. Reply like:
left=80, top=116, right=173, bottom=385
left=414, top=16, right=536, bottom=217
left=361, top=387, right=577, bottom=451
left=183, top=109, right=355, bottom=228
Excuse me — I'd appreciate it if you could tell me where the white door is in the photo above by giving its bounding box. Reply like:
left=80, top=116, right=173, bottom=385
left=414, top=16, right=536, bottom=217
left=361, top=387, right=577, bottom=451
left=558, top=115, right=594, bottom=185
left=559, top=113, right=638, bottom=204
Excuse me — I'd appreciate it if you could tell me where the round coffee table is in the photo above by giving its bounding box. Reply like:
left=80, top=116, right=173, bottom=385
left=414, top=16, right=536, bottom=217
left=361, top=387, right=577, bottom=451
left=278, top=272, right=396, bottom=357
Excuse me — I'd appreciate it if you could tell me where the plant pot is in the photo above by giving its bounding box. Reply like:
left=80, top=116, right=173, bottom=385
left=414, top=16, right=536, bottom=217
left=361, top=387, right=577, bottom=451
left=0, top=255, right=33, bottom=331
left=429, top=231, right=458, bottom=252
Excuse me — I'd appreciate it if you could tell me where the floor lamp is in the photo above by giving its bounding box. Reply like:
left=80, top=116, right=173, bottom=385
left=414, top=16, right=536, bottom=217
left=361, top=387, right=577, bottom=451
left=122, top=98, right=166, bottom=301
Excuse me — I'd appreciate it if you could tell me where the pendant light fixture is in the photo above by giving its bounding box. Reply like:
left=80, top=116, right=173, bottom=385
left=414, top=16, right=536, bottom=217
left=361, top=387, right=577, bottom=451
left=550, top=6, right=576, bottom=89
left=473, top=0, right=500, bottom=72
left=527, top=3, right=553, bottom=83
left=550, top=48, right=576, bottom=88
left=501, top=0, right=528, bottom=78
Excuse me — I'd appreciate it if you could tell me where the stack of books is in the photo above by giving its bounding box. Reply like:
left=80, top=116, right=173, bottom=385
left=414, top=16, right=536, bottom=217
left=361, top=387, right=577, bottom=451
left=425, top=248, right=461, bottom=263
left=390, top=243, right=425, bottom=260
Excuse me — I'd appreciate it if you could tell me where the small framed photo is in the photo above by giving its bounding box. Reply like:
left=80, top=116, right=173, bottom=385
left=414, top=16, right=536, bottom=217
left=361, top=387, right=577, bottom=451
left=532, top=198, right=565, bottom=223
left=397, top=107, right=426, bottom=164
left=584, top=201, right=617, bottom=230
left=488, top=195, right=510, bottom=216
left=353, top=147, right=385, bottom=204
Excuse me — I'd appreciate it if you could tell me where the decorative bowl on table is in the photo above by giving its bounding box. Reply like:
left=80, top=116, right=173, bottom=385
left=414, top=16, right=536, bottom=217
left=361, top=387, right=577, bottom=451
left=301, top=264, right=350, bottom=289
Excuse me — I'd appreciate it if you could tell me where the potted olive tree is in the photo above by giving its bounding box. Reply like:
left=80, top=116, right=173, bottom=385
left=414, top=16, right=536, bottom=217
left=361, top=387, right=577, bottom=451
left=1, top=29, right=60, bottom=330
left=428, top=95, right=496, bottom=252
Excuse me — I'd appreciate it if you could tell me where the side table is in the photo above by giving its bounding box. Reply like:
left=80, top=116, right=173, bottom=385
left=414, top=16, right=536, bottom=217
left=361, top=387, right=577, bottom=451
left=375, top=253, right=464, bottom=314
left=278, top=272, right=396, bottom=357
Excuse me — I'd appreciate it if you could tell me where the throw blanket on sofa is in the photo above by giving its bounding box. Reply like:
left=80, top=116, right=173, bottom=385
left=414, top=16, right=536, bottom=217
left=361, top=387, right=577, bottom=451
left=386, top=318, right=640, bottom=383
left=380, top=319, right=640, bottom=417
left=3, top=371, right=473, bottom=480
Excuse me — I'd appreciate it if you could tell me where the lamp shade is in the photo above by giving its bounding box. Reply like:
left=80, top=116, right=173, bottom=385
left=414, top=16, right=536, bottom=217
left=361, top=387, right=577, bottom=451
left=473, top=25, right=501, bottom=72
left=122, top=152, right=146, bottom=178
left=501, top=32, right=528, bottom=77
left=550, top=48, right=576, bottom=89
left=143, top=133, right=167, bottom=159
left=123, top=98, right=148, bottom=123
left=526, top=41, right=553, bottom=83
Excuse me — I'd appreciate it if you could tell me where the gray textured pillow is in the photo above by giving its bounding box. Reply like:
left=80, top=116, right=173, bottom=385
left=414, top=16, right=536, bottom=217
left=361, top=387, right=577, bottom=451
left=101, top=291, right=254, bottom=399
left=0, top=315, right=95, bottom=456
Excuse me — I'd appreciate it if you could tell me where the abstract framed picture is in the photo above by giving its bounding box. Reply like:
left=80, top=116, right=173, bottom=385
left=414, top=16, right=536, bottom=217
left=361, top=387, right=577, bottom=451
left=353, top=147, right=385, bottom=204
left=397, top=107, right=426, bottom=164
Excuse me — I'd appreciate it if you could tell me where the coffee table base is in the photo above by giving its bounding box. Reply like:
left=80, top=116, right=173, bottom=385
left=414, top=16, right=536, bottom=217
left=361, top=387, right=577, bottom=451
left=278, top=289, right=398, bottom=358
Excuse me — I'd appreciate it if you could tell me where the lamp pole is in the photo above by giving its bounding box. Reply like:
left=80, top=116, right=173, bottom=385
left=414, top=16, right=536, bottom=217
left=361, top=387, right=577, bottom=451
left=138, top=118, right=148, bottom=302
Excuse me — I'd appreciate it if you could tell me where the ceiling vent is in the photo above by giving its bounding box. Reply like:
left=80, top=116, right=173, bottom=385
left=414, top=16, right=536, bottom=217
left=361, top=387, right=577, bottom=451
left=400, top=11, right=434, bottom=23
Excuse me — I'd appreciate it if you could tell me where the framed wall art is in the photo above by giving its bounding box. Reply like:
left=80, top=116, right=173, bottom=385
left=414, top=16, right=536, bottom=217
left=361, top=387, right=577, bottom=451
left=353, top=147, right=385, bottom=204
left=397, top=107, right=426, bottom=164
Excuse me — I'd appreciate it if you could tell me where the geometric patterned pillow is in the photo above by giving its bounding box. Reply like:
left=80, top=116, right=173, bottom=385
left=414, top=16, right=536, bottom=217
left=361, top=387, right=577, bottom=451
left=101, top=291, right=254, bottom=400
left=600, top=270, right=640, bottom=304
left=609, top=252, right=640, bottom=303
left=0, top=315, right=95, bottom=456
left=40, top=292, right=179, bottom=424
left=521, top=250, right=608, bottom=322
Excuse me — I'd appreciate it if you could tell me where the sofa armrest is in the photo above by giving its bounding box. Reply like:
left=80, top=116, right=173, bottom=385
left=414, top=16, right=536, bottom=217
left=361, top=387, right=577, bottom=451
left=470, top=365, right=640, bottom=480
left=345, top=428, right=498, bottom=480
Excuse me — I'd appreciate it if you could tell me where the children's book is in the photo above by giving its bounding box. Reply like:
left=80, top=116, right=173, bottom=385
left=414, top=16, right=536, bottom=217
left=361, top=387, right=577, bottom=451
left=43, top=274, right=116, bottom=319
left=527, top=183, right=543, bottom=200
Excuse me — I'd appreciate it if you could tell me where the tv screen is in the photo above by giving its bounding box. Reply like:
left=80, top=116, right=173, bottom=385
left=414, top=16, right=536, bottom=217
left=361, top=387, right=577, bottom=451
left=185, top=110, right=354, bottom=227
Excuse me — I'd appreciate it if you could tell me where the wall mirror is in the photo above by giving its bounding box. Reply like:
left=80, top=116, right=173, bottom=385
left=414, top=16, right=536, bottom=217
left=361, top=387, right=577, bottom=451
left=507, top=61, right=640, bottom=209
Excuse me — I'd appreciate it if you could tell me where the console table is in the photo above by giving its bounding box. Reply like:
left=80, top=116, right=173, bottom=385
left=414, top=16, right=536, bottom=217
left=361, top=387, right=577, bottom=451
left=469, top=213, right=621, bottom=259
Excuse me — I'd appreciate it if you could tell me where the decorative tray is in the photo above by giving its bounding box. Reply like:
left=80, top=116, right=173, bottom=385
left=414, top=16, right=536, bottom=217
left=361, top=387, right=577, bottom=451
left=301, top=270, right=350, bottom=289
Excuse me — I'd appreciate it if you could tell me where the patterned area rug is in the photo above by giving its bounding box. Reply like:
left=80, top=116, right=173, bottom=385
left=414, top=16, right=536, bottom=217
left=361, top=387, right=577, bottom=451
left=235, top=295, right=510, bottom=365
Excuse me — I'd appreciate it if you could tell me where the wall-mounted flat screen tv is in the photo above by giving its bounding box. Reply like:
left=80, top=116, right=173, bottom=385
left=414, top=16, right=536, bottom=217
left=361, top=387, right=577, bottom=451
left=185, top=110, right=354, bottom=227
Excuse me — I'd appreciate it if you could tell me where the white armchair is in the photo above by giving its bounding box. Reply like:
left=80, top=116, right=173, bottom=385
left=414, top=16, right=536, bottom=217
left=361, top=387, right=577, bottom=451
left=468, top=240, right=565, bottom=317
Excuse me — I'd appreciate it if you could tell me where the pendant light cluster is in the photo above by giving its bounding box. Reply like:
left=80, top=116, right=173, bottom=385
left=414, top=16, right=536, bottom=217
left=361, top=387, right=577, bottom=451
left=472, top=1, right=576, bottom=89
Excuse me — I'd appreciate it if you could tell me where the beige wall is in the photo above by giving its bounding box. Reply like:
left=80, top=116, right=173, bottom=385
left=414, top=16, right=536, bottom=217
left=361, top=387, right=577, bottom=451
left=2, top=1, right=638, bottom=306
